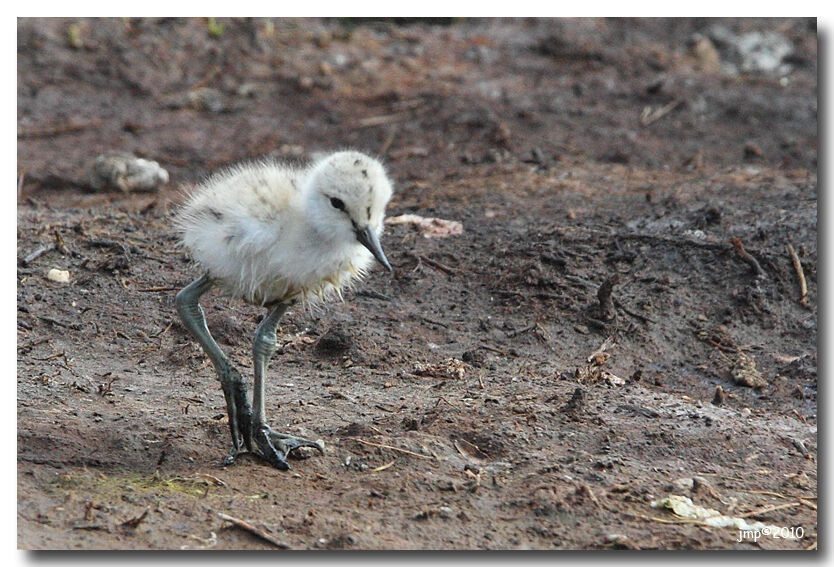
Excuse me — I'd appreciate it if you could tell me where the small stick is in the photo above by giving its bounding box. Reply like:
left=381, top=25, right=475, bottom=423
left=576, top=483, right=602, bottom=508
left=38, top=316, right=77, bottom=330
left=730, top=237, right=764, bottom=276
left=640, top=99, right=681, bottom=126
left=348, top=437, right=434, bottom=460
left=614, top=299, right=656, bottom=324
left=597, top=274, right=620, bottom=321
left=198, top=474, right=226, bottom=487
left=121, top=507, right=150, bottom=528
left=628, top=512, right=708, bottom=526
left=18, top=118, right=102, bottom=139
left=136, top=286, right=180, bottom=292
left=739, top=489, right=787, bottom=499
left=150, top=320, right=174, bottom=339
left=378, top=124, right=399, bottom=156
left=506, top=322, right=537, bottom=338
left=356, top=289, right=393, bottom=301
left=434, top=395, right=458, bottom=408
left=587, top=335, right=616, bottom=363
left=418, top=255, right=458, bottom=275
left=799, top=498, right=816, bottom=510
left=217, top=512, right=289, bottom=549
left=737, top=501, right=800, bottom=518
left=356, top=113, right=409, bottom=128
left=370, top=459, right=397, bottom=473
left=418, top=315, right=449, bottom=329
left=21, top=244, right=55, bottom=266
left=454, top=439, right=488, bottom=459
left=17, top=337, right=51, bottom=351
left=479, top=344, right=509, bottom=356
left=787, top=244, right=809, bottom=308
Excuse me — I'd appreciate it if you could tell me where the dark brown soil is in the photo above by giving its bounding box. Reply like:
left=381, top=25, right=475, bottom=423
left=17, top=17, right=817, bottom=550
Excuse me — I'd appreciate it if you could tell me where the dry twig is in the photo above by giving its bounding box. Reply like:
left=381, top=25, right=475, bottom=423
left=121, top=507, right=150, bottom=528
left=356, top=113, right=410, bottom=128
left=730, top=237, right=764, bottom=276
left=136, top=286, right=180, bottom=293
left=587, top=335, right=616, bottom=363
left=597, top=274, right=620, bottom=321
left=640, top=99, right=681, bottom=126
left=18, top=118, right=102, bottom=138
left=370, top=459, right=397, bottom=473
left=378, top=124, right=399, bottom=155
left=217, top=512, right=289, bottom=549
left=506, top=322, right=538, bottom=338
left=21, top=244, right=55, bottom=266
left=417, top=254, right=458, bottom=275
left=787, top=244, right=809, bottom=308
left=737, top=501, right=800, bottom=518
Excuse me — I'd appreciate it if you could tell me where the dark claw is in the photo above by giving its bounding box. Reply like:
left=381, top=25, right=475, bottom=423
left=253, top=426, right=325, bottom=470
left=223, top=449, right=239, bottom=467
left=255, top=428, right=291, bottom=470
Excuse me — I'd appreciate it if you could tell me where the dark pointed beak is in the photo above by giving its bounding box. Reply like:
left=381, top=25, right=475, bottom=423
left=355, top=226, right=393, bottom=273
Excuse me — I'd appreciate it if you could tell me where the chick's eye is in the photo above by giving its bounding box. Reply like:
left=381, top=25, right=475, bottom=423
left=330, top=197, right=345, bottom=211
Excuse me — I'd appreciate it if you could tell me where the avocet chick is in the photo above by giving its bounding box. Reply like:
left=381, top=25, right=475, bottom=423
left=175, top=151, right=393, bottom=469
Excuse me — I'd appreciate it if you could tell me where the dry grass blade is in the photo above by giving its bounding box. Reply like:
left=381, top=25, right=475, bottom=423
left=121, top=507, right=150, bottom=528
left=787, top=244, right=809, bottom=308
left=454, top=439, right=488, bottom=460
left=640, top=99, right=681, bottom=126
left=739, top=489, right=788, bottom=499
left=370, top=459, right=397, bottom=473
left=798, top=498, right=816, bottom=510
left=736, top=501, right=800, bottom=518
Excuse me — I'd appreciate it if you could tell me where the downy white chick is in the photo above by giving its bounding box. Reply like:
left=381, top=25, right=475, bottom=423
left=175, top=151, right=393, bottom=469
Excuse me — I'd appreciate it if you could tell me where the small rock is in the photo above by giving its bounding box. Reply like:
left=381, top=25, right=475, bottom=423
left=786, top=471, right=811, bottom=490
left=88, top=152, right=169, bottom=193
left=187, top=87, right=227, bottom=113
left=743, top=142, right=764, bottom=160
left=437, top=506, right=455, bottom=519
left=461, top=349, right=486, bottom=367
left=707, top=25, right=793, bottom=75
left=667, top=477, right=694, bottom=493
left=46, top=268, right=70, bottom=283
left=561, top=387, right=585, bottom=414
left=712, top=385, right=725, bottom=406
left=689, top=34, right=721, bottom=73
left=236, top=82, right=259, bottom=97
left=319, top=61, right=334, bottom=76
left=574, top=324, right=590, bottom=335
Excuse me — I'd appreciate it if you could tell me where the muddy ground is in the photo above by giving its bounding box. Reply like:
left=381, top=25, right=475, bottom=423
left=17, top=18, right=817, bottom=550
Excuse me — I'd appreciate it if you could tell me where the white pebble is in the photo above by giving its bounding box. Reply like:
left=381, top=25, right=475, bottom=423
left=46, top=268, right=70, bottom=283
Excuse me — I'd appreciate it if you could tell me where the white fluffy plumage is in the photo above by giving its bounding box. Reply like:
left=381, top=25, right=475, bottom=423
left=176, top=151, right=393, bottom=306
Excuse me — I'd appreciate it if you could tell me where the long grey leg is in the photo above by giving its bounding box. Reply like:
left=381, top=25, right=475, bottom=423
left=175, top=274, right=252, bottom=462
left=250, top=303, right=324, bottom=470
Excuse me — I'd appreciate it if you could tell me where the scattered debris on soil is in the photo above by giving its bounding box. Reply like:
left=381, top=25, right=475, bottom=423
left=385, top=214, right=464, bottom=239
left=88, top=152, right=169, bottom=193
left=17, top=17, right=816, bottom=550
